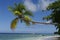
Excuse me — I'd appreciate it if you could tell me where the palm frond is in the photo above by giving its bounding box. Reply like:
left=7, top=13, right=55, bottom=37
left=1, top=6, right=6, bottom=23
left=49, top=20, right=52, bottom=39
left=8, top=3, right=33, bottom=29
left=8, top=6, right=14, bottom=12
left=47, top=1, right=60, bottom=10
left=43, top=15, right=52, bottom=21
left=24, top=15, right=32, bottom=21
left=23, top=16, right=32, bottom=26
left=11, top=18, right=19, bottom=30
left=8, top=3, right=26, bottom=16
left=18, top=3, right=26, bottom=10
left=24, top=11, right=33, bottom=16
left=8, top=6, right=17, bottom=15
left=14, top=3, right=17, bottom=7
left=14, top=11, right=22, bottom=16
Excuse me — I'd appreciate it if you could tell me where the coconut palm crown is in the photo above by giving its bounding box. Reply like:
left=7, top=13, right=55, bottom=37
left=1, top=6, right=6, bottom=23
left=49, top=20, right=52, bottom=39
left=8, top=3, right=33, bottom=29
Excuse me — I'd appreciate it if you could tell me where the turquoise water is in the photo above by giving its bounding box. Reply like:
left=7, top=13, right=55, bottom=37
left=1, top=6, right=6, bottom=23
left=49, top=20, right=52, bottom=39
left=0, top=33, right=58, bottom=40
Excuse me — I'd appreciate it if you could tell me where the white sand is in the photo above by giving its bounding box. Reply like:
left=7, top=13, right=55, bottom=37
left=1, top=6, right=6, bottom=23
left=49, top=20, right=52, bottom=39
left=37, top=35, right=60, bottom=40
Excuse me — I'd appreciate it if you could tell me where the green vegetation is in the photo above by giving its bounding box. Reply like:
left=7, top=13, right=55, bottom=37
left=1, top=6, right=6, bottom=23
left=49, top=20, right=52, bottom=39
left=8, top=3, right=33, bottom=29
left=43, top=0, right=60, bottom=34
left=8, top=0, right=60, bottom=34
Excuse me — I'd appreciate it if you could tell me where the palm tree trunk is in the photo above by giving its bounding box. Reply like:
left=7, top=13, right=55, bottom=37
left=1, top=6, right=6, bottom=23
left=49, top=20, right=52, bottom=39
left=18, top=16, right=57, bottom=25
left=31, top=21, right=57, bottom=25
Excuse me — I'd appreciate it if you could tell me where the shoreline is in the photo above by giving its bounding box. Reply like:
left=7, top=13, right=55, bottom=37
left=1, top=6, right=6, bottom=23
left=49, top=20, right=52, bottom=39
left=45, top=37, right=60, bottom=40
left=37, top=35, right=60, bottom=40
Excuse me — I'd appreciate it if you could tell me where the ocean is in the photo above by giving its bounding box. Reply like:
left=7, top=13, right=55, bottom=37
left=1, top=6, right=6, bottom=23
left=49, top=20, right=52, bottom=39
left=0, top=33, right=59, bottom=40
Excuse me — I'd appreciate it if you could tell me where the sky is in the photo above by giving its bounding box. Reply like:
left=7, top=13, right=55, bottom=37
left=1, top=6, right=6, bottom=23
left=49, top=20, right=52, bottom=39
left=0, top=0, right=57, bottom=33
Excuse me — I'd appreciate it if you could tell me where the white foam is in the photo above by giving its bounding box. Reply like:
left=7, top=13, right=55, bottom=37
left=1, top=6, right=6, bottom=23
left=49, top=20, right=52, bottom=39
left=37, top=35, right=60, bottom=40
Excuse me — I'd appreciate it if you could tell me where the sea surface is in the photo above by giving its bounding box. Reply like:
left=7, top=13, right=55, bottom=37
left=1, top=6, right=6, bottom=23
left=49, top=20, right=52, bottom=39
left=0, top=33, right=60, bottom=40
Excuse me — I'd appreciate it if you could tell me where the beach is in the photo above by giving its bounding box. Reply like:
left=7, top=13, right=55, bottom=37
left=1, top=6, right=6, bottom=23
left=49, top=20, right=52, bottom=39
left=0, top=33, right=60, bottom=40
left=39, top=35, right=60, bottom=40
left=45, top=37, right=60, bottom=40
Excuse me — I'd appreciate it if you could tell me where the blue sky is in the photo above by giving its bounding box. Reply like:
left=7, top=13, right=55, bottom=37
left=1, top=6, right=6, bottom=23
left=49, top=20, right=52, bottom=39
left=0, top=0, right=57, bottom=33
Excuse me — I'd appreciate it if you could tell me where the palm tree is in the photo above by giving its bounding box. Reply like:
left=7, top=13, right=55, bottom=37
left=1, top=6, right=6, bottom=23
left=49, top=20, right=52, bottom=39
left=8, top=3, right=57, bottom=30
left=43, top=0, right=60, bottom=34
left=8, top=3, right=33, bottom=29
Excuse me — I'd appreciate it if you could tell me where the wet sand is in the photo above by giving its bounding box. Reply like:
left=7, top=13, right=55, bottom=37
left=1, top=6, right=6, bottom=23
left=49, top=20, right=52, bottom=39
left=45, top=37, right=60, bottom=40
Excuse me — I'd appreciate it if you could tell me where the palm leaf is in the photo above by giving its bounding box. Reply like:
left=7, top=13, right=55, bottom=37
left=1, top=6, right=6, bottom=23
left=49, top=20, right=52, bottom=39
left=47, top=1, right=60, bottom=10
left=18, top=3, right=26, bottom=10
left=24, top=11, right=33, bottom=16
left=14, top=11, right=22, bottom=15
left=23, top=16, right=32, bottom=26
left=43, top=15, right=52, bottom=21
left=8, top=3, right=33, bottom=30
left=11, top=18, right=18, bottom=30
left=24, top=15, right=32, bottom=21
left=8, top=6, right=14, bottom=12
left=14, top=3, right=17, bottom=7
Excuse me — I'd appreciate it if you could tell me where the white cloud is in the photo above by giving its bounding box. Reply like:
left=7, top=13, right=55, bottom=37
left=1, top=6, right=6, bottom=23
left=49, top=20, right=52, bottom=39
left=24, top=0, right=37, bottom=12
left=24, top=0, right=56, bottom=12
left=38, top=0, right=55, bottom=10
